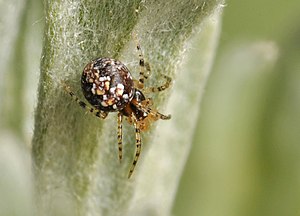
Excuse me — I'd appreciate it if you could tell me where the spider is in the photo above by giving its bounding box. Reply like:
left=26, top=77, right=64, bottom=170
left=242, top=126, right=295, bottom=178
left=63, top=38, right=172, bottom=178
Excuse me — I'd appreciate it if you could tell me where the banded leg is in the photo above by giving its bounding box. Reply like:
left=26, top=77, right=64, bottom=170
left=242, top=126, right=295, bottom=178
left=133, top=33, right=149, bottom=89
left=128, top=118, right=142, bottom=178
left=117, top=112, right=123, bottom=161
left=63, top=83, right=108, bottom=119
left=144, top=74, right=172, bottom=94
left=135, top=102, right=171, bottom=120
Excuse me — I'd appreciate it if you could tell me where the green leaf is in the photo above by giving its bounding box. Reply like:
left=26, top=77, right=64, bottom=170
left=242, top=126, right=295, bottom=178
left=32, top=1, right=224, bottom=215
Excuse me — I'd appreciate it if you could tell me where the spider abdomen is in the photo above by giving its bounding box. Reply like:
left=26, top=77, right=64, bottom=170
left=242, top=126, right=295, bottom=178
left=81, top=57, right=135, bottom=112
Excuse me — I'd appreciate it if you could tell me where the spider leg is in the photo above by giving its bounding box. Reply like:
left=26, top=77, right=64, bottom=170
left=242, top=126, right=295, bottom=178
left=141, top=98, right=153, bottom=107
left=135, top=102, right=171, bottom=120
left=128, top=115, right=142, bottom=178
left=133, top=33, right=149, bottom=89
left=117, top=112, right=123, bottom=161
left=63, top=82, right=108, bottom=119
left=144, top=74, right=172, bottom=94
left=133, top=33, right=171, bottom=93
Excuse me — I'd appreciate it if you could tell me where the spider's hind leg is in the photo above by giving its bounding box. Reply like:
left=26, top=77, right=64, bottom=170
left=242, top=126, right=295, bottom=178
left=117, top=112, right=123, bottom=161
left=62, top=82, right=108, bottom=119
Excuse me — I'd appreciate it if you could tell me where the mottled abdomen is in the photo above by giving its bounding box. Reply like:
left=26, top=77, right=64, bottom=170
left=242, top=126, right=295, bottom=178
left=81, top=57, right=135, bottom=112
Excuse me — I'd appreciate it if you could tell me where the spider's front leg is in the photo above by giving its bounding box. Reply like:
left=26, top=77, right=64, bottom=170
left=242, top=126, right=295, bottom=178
left=144, top=74, right=172, bottom=93
left=134, top=100, right=171, bottom=121
left=128, top=115, right=142, bottom=178
left=133, top=33, right=150, bottom=89
left=133, top=33, right=172, bottom=93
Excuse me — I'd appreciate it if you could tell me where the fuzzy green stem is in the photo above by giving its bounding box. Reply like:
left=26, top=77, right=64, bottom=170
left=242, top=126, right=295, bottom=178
left=32, top=1, right=224, bottom=215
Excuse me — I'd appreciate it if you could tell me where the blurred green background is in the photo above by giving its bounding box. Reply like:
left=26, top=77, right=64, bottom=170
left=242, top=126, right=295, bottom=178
left=1, top=0, right=300, bottom=215
left=173, top=0, right=300, bottom=215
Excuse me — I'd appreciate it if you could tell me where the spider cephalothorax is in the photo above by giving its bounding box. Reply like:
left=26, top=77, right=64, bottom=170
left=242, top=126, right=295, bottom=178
left=64, top=39, right=171, bottom=178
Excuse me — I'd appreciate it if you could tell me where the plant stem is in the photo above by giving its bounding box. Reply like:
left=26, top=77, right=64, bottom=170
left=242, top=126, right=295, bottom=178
left=32, top=1, right=224, bottom=215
